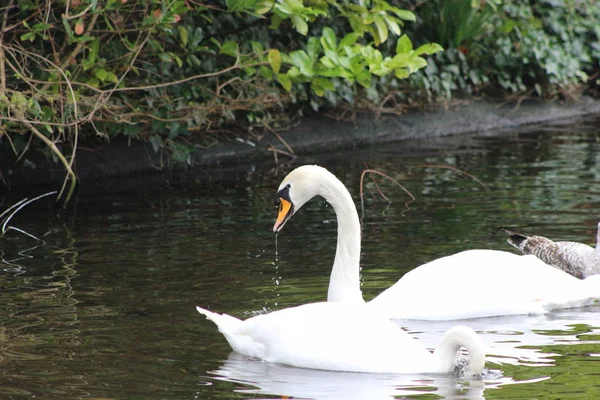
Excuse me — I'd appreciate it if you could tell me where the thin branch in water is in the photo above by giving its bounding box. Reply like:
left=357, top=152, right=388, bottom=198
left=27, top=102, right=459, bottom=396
left=414, top=164, right=490, bottom=191
left=359, top=169, right=416, bottom=221
left=1, top=190, right=57, bottom=239
left=264, top=124, right=296, bottom=156
left=267, top=145, right=296, bottom=166
left=3, top=226, right=41, bottom=241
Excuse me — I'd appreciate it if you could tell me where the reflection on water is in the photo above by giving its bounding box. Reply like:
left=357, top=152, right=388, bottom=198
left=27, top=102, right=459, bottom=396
left=1, top=117, right=600, bottom=398
left=208, top=352, right=502, bottom=399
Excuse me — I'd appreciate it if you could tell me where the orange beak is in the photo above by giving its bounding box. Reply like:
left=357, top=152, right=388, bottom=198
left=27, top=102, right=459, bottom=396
left=273, top=198, right=293, bottom=233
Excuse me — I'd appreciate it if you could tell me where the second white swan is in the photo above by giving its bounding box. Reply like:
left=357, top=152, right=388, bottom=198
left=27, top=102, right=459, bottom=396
left=273, top=165, right=600, bottom=320
left=196, top=302, right=485, bottom=375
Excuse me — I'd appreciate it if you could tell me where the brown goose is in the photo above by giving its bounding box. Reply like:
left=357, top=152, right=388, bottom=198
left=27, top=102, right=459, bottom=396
left=502, top=224, right=600, bottom=279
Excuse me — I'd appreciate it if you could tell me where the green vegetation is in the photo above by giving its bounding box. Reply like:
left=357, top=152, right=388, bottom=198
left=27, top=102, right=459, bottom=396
left=0, top=0, right=599, bottom=201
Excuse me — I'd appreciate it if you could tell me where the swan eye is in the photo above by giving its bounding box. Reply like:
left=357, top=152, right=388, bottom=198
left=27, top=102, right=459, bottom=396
left=274, top=197, right=281, bottom=207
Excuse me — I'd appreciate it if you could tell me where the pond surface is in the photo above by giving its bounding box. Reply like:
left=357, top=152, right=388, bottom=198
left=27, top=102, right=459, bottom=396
left=2, top=116, right=600, bottom=399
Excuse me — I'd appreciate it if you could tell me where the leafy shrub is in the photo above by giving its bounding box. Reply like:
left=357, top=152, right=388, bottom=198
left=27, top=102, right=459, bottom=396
left=406, top=0, right=600, bottom=99
left=0, top=0, right=441, bottom=201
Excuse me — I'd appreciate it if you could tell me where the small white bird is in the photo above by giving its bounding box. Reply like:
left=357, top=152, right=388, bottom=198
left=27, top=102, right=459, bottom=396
left=503, top=225, right=600, bottom=279
left=196, top=302, right=485, bottom=375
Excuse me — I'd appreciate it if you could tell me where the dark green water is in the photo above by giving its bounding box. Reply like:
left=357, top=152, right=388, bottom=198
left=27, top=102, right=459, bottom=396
left=1, top=116, right=600, bottom=399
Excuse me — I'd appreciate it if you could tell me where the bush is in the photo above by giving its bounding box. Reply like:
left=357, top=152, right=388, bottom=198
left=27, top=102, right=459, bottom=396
left=404, top=0, right=600, bottom=99
left=0, top=0, right=441, bottom=201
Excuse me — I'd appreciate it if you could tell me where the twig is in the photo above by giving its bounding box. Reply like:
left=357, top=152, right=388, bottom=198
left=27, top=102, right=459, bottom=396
left=107, top=61, right=268, bottom=93
left=0, top=0, right=14, bottom=93
left=264, top=124, right=295, bottom=155
left=415, top=164, right=490, bottom=191
left=24, top=121, right=77, bottom=203
left=267, top=145, right=296, bottom=166
left=216, top=76, right=241, bottom=96
left=359, top=169, right=415, bottom=220
left=0, top=190, right=57, bottom=240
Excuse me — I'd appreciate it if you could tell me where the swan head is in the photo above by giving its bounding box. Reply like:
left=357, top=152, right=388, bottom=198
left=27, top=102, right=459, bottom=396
left=273, top=165, right=328, bottom=233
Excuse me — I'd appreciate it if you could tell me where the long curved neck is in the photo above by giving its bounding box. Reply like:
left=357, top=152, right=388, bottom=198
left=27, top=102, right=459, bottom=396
left=318, top=172, right=364, bottom=304
left=433, top=326, right=485, bottom=376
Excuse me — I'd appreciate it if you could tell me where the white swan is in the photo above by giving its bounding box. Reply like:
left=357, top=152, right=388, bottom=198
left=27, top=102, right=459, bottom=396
left=273, top=165, right=600, bottom=320
left=196, top=302, right=485, bottom=375
left=502, top=225, right=600, bottom=279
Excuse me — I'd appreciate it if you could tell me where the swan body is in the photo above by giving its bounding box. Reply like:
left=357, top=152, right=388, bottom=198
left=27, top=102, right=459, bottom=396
left=502, top=225, right=600, bottom=279
left=273, top=165, right=600, bottom=320
left=196, top=302, right=485, bottom=375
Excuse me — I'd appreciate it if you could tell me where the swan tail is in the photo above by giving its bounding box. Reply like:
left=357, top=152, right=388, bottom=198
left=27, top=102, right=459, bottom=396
left=434, top=326, right=486, bottom=376
left=196, top=306, right=243, bottom=333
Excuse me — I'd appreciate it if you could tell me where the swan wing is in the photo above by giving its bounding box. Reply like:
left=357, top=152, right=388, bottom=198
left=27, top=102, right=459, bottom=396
left=201, top=302, right=440, bottom=373
left=368, top=250, right=597, bottom=320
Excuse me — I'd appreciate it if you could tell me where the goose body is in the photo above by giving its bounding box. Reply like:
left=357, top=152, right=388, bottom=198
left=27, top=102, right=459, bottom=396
left=502, top=226, right=600, bottom=279
left=196, top=302, right=485, bottom=375
left=273, top=165, right=600, bottom=320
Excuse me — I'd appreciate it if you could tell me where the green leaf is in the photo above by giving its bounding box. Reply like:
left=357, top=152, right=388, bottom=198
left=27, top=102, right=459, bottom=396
left=385, top=15, right=401, bottom=36
left=373, top=15, right=388, bottom=44
left=307, top=37, right=320, bottom=61
left=313, top=77, right=334, bottom=91
left=88, top=37, right=99, bottom=64
left=32, top=23, right=53, bottom=31
left=259, top=65, right=273, bottom=79
left=149, top=135, right=163, bottom=153
left=321, top=27, right=337, bottom=51
left=172, top=53, right=183, bottom=68
left=86, top=77, right=101, bottom=87
left=356, top=71, right=371, bottom=88
left=72, top=35, right=95, bottom=43
left=251, top=41, right=264, bottom=58
left=268, top=49, right=281, bottom=73
left=255, top=0, right=274, bottom=14
left=315, top=64, right=344, bottom=77
left=20, top=32, right=36, bottom=42
left=289, top=50, right=313, bottom=77
left=188, top=54, right=201, bottom=67
left=221, top=40, right=238, bottom=57
left=394, top=68, right=410, bottom=79
left=388, top=53, right=410, bottom=69
left=408, top=56, right=428, bottom=72
left=106, top=72, right=119, bottom=83
left=179, top=26, right=188, bottom=47
left=391, top=9, right=416, bottom=21
left=277, top=73, right=292, bottom=91
left=95, top=68, right=108, bottom=81
left=414, top=43, right=444, bottom=56
left=339, top=33, right=359, bottom=49
left=311, top=80, right=325, bottom=97
left=191, top=27, right=204, bottom=46
left=291, top=15, right=308, bottom=35
left=160, top=52, right=172, bottom=62
left=396, top=35, right=413, bottom=54
left=10, top=92, right=27, bottom=109
left=270, top=13, right=283, bottom=30
left=62, top=17, right=74, bottom=40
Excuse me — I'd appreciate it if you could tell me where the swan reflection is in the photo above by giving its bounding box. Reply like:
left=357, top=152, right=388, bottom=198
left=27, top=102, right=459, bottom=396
left=208, top=352, right=503, bottom=399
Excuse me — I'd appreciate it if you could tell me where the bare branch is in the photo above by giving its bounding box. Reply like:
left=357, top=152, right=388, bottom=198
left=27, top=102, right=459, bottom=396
left=360, top=168, right=415, bottom=220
